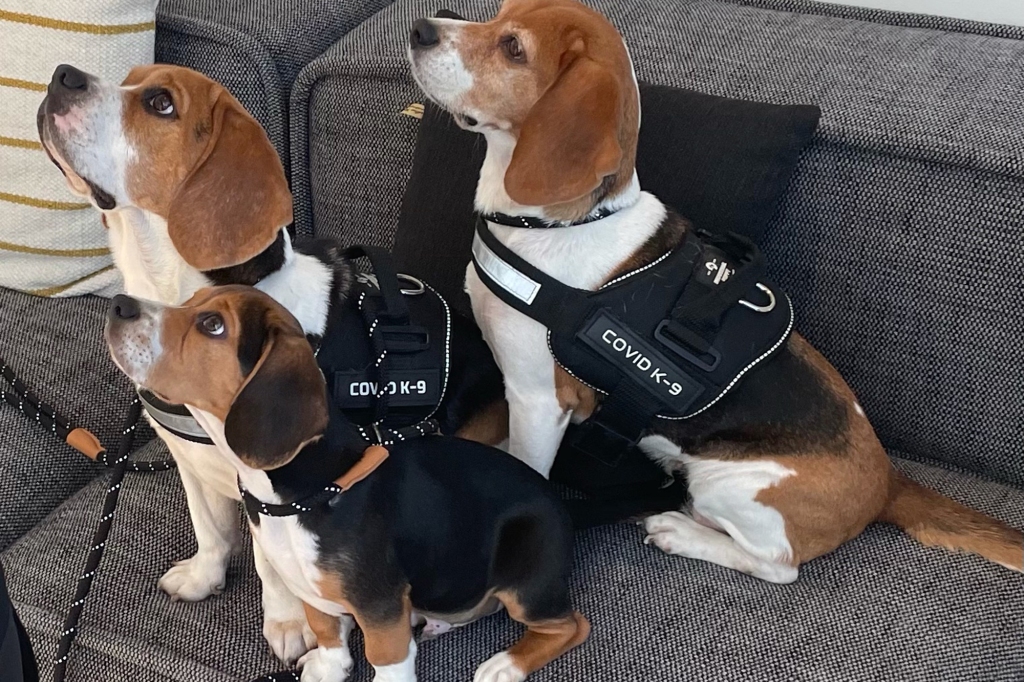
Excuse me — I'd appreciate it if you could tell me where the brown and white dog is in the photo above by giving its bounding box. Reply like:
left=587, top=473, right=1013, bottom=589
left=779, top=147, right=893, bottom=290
left=408, top=0, right=1024, bottom=581
left=36, top=63, right=506, bottom=669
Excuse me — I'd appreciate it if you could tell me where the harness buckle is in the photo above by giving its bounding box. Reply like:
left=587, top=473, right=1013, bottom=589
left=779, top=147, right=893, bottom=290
left=654, top=320, right=721, bottom=372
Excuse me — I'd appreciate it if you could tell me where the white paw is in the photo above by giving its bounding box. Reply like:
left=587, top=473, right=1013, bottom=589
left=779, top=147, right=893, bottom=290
left=643, top=511, right=701, bottom=555
left=157, top=554, right=227, bottom=602
left=298, top=645, right=354, bottom=682
left=265, top=617, right=317, bottom=665
left=474, top=652, right=526, bottom=682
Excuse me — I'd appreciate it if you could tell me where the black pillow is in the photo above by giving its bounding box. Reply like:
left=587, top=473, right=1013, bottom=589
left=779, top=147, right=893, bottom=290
left=393, top=84, right=820, bottom=317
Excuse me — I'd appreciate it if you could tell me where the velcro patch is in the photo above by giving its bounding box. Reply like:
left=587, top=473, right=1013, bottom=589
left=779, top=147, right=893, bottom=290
left=333, top=368, right=441, bottom=409
left=578, top=311, right=704, bottom=413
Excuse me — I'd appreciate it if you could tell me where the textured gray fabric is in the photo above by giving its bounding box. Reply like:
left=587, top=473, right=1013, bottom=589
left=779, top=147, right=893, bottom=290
left=156, top=0, right=397, bottom=164
left=294, top=0, right=1024, bottom=485
left=4, top=451, right=1022, bottom=681
left=724, top=0, right=1024, bottom=40
left=0, top=289, right=150, bottom=549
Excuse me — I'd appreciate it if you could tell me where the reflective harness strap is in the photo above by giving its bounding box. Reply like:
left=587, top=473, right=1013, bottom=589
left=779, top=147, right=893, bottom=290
left=239, top=444, right=394, bottom=520
left=138, top=389, right=215, bottom=445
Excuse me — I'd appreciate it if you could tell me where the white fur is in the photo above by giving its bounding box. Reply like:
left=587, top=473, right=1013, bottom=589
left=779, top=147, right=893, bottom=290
left=372, top=640, right=418, bottom=682
left=465, top=176, right=660, bottom=476
left=256, top=233, right=333, bottom=337
left=299, top=644, right=355, bottom=682
left=474, top=651, right=526, bottom=682
left=408, top=19, right=476, bottom=121
left=639, top=435, right=799, bottom=584
left=53, top=72, right=336, bottom=662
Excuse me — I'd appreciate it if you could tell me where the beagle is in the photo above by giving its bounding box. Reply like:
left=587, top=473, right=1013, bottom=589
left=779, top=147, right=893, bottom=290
left=104, top=286, right=587, bottom=682
left=408, top=0, right=1024, bottom=581
left=37, top=64, right=506, bottom=665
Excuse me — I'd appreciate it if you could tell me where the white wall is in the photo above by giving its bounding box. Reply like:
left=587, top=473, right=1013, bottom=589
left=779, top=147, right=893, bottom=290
left=817, top=0, right=1024, bottom=26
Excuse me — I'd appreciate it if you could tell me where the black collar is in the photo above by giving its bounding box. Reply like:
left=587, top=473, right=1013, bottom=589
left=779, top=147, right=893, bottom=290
left=481, top=207, right=618, bottom=229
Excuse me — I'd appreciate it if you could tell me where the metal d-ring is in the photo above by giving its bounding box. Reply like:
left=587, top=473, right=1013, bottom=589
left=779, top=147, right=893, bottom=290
left=739, top=283, right=776, bottom=313
left=397, top=273, right=426, bottom=296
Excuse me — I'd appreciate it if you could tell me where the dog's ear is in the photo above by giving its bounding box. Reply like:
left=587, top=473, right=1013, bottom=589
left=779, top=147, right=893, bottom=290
left=167, top=93, right=291, bottom=271
left=224, top=324, right=327, bottom=469
left=505, top=57, right=624, bottom=207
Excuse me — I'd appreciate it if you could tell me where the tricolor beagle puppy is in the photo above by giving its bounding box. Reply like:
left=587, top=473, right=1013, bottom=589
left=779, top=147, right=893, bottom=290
left=408, top=0, right=1024, bottom=581
left=38, top=64, right=506, bottom=665
left=104, top=286, right=587, bottom=682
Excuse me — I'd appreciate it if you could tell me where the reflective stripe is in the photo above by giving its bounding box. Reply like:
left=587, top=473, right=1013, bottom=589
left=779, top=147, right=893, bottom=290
left=138, top=393, right=213, bottom=444
left=472, top=231, right=541, bottom=305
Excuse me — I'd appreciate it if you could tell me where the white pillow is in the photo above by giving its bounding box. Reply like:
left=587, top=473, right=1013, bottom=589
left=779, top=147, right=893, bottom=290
left=0, top=0, right=158, bottom=296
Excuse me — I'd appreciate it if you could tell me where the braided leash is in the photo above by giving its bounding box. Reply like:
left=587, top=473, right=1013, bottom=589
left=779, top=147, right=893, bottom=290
left=52, top=397, right=144, bottom=682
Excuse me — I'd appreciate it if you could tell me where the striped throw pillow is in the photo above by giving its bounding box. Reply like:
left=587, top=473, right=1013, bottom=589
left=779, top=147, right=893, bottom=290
left=0, top=0, right=157, bottom=297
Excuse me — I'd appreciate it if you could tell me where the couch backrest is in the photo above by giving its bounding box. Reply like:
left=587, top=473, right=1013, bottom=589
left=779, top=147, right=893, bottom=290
left=292, top=0, right=1024, bottom=486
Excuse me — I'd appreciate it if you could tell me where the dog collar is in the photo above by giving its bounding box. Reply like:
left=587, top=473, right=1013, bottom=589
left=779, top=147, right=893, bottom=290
left=481, top=207, right=618, bottom=229
left=240, top=443, right=394, bottom=519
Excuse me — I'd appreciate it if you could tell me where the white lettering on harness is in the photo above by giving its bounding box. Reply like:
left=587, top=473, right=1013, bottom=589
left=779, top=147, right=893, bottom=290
left=600, top=330, right=684, bottom=396
left=349, top=380, right=429, bottom=397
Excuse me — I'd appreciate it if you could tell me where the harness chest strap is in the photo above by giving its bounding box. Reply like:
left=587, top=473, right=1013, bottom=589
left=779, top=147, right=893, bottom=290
left=241, top=445, right=390, bottom=520
left=470, top=215, right=794, bottom=451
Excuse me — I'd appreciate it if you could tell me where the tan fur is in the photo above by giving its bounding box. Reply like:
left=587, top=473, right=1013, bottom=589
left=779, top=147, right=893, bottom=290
left=302, top=603, right=342, bottom=648
left=317, top=574, right=414, bottom=667
left=495, top=590, right=589, bottom=676
left=878, top=471, right=1024, bottom=572
left=121, top=65, right=290, bottom=270
left=554, top=366, right=597, bottom=419
left=451, top=0, right=639, bottom=219
left=454, top=398, right=510, bottom=446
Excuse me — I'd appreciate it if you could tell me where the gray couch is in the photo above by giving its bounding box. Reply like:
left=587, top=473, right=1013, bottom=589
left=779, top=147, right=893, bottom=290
left=2, top=0, right=1023, bottom=680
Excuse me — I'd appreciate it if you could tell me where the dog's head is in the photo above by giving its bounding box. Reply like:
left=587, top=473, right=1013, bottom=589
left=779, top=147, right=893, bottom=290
left=407, top=0, right=639, bottom=217
left=104, top=286, right=328, bottom=469
left=38, top=64, right=291, bottom=271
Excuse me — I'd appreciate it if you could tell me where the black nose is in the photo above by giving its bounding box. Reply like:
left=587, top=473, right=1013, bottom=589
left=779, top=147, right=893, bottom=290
left=51, top=64, right=88, bottom=93
left=410, top=18, right=439, bottom=49
left=110, top=294, right=140, bottom=321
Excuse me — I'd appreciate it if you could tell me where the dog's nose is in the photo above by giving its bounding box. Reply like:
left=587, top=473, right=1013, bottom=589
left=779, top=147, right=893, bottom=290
left=110, top=294, right=141, bottom=321
left=410, top=19, right=439, bottom=49
left=51, top=64, right=88, bottom=93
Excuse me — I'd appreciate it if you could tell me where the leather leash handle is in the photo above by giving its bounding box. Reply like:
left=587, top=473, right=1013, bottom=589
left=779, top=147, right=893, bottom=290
left=0, top=356, right=104, bottom=459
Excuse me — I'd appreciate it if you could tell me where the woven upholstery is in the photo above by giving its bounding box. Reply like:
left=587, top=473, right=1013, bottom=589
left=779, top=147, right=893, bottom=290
left=294, top=0, right=1024, bottom=486
left=155, top=0, right=396, bottom=163
left=4, top=450, right=1022, bottom=682
left=0, top=289, right=150, bottom=549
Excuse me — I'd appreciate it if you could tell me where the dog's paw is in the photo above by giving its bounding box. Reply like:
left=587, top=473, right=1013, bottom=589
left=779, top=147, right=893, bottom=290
left=157, top=555, right=227, bottom=602
left=265, top=616, right=317, bottom=665
left=298, top=646, right=354, bottom=682
left=474, top=652, right=526, bottom=682
left=643, top=511, right=700, bottom=555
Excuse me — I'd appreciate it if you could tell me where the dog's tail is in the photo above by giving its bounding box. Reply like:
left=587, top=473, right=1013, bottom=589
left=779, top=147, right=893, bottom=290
left=878, top=470, right=1023, bottom=572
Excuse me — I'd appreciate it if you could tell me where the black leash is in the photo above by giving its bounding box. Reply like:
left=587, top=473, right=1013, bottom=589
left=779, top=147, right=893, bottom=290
left=0, top=355, right=176, bottom=681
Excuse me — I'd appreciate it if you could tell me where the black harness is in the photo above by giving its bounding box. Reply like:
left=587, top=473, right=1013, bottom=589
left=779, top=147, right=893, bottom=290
left=471, top=213, right=794, bottom=459
left=141, top=246, right=449, bottom=450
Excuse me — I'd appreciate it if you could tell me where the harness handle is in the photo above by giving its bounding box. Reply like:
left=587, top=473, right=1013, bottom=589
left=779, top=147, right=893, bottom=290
left=344, top=245, right=411, bottom=324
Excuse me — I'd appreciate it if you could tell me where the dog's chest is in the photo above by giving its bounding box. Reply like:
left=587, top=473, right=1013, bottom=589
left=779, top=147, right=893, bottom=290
left=249, top=517, right=346, bottom=616
left=466, top=194, right=666, bottom=371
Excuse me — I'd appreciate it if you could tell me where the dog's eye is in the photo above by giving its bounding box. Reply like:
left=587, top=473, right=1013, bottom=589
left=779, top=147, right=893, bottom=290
left=501, top=35, right=525, bottom=63
left=197, top=313, right=225, bottom=337
left=145, top=90, right=175, bottom=117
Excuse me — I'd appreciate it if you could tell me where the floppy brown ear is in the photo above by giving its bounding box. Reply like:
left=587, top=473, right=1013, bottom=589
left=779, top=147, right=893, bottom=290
left=167, top=93, right=292, bottom=271
left=224, top=329, right=328, bottom=469
left=505, top=58, right=624, bottom=207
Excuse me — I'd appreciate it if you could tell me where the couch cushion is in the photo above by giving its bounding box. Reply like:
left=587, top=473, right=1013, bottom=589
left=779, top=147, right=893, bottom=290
left=0, top=288, right=151, bottom=549
left=4, top=450, right=1022, bottom=682
left=156, top=0, right=396, bottom=165
left=292, top=0, right=1024, bottom=487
